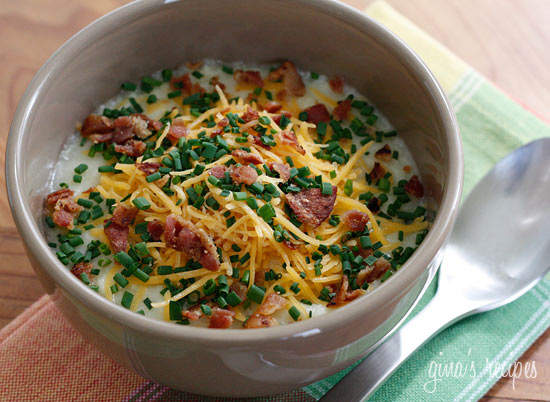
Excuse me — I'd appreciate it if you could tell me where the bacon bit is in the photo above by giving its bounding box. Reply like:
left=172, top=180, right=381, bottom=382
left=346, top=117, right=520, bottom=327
left=81, top=114, right=113, bottom=136
left=375, top=144, right=392, bottom=162
left=283, top=240, right=299, bottom=250
left=210, top=75, right=226, bottom=90
left=71, top=262, right=93, bottom=278
left=168, top=125, right=188, bottom=140
left=263, top=101, right=282, bottom=113
left=273, top=111, right=292, bottom=125
left=209, top=308, right=235, bottom=329
left=369, top=162, right=385, bottom=183
left=249, top=134, right=271, bottom=150
left=46, top=189, right=73, bottom=207
left=186, top=61, right=203, bottom=69
left=104, top=221, right=129, bottom=253
left=356, top=244, right=374, bottom=260
left=231, top=149, right=263, bottom=165
left=305, top=104, right=330, bottom=124
left=209, top=128, right=223, bottom=138
left=147, top=220, right=165, bottom=241
left=277, top=130, right=305, bottom=155
left=242, top=106, right=260, bottom=122
left=276, top=89, right=288, bottom=101
left=133, top=114, right=163, bottom=131
left=52, top=197, right=81, bottom=229
left=170, top=73, right=192, bottom=92
left=329, top=275, right=362, bottom=306
left=404, top=175, right=424, bottom=198
left=114, top=140, right=146, bottom=157
left=230, top=165, right=258, bottom=185
left=234, top=70, right=264, bottom=88
left=403, top=165, right=412, bottom=173
left=164, top=214, right=220, bottom=271
left=333, top=99, right=351, bottom=121
left=286, top=186, right=337, bottom=228
left=268, top=61, right=305, bottom=97
left=182, top=304, right=203, bottom=321
left=209, top=165, right=227, bottom=179
left=257, top=293, right=286, bottom=315
left=244, top=314, right=279, bottom=328
left=111, top=204, right=138, bottom=227
left=88, top=133, right=113, bottom=143
left=114, top=115, right=132, bottom=128
left=343, top=210, right=369, bottom=232
left=136, top=162, right=161, bottom=175
left=357, top=259, right=391, bottom=285
left=112, top=116, right=135, bottom=144
left=217, top=118, right=229, bottom=127
left=367, top=197, right=380, bottom=214
left=329, top=77, right=345, bottom=94
left=230, top=282, right=248, bottom=303
left=268, top=162, right=291, bottom=181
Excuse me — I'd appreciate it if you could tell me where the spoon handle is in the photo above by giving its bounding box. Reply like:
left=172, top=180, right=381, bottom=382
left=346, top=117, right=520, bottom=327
left=319, top=292, right=472, bottom=402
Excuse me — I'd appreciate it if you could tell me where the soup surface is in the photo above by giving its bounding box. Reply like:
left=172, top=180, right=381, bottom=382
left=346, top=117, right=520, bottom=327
left=45, top=60, right=429, bottom=328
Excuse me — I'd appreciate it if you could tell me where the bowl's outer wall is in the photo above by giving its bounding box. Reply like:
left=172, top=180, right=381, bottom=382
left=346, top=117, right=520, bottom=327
left=7, top=0, right=462, bottom=397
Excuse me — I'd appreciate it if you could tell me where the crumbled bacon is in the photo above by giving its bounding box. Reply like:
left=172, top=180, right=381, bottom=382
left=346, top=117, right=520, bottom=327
left=368, top=162, right=385, bottom=183
left=357, top=258, right=391, bottom=285
left=343, top=210, right=369, bottom=232
left=164, top=214, right=220, bottom=271
left=268, top=61, right=305, bottom=97
left=277, top=130, right=305, bottom=155
left=217, top=118, right=229, bottom=127
left=133, top=114, right=163, bottom=131
left=147, top=220, right=165, bottom=241
left=276, top=89, right=288, bottom=101
left=234, top=70, right=264, bottom=88
left=333, top=99, right=351, bottom=121
left=167, top=124, right=188, bottom=140
left=186, top=61, right=203, bottom=70
left=71, top=262, right=93, bottom=278
left=209, top=165, right=227, bottom=179
left=304, top=104, right=330, bottom=124
left=404, top=175, right=424, bottom=198
left=104, top=221, right=129, bottom=253
left=283, top=240, right=299, bottom=250
left=81, top=114, right=113, bottom=136
left=46, top=189, right=73, bottom=207
left=329, top=276, right=362, bottom=306
left=273, top=111, right=292, bottom=125
left=403, top=165, right=412, bottom=173
left=230, top=165, right=258, bottom=185
left=114, top=140, right=146, bottom=157
left=286, top=186, right=337, bottom=228
left=241, top=106, right=260, bottom=122
left=112, top=116, right=134, bottom=144
left=88, top=133, right=113, bottom=143
left=244, top=314, right=279, bottom=328
left=268, top=162, right=291, bottom=181
left=367, top=197, right=380, bottom=213
left=210, top=76, right=225, bottom=90
left=182, top=304, right=203, bottom=321
left=375, top=144, right=392, bottom=162
left=263, top=101, right=282, bottom=113
left=136, top=162, right=161, bottom=175
left=329, top=77, right=345, bottom=94
left=52, top=197, right=81, bottom=229
left=170, top=73, right=192, bottom=92
left=231, top=149, right=263, bottom=165
left=111, top=204, right=138, bottom=227
left=209, top=308, right=235, bottom=329
left=256, top=293, right=286, bottom=315
left=209, top=128, right=223, bottom=138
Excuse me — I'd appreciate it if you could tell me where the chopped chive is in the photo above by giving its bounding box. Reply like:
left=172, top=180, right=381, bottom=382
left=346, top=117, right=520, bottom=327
left=73, top=174, right=82, bottom=183
left=133, top=268, right=150, bottom=282
left=121, top=82, right=136, bottom=91
left=288, top=306, right=301, bottom=321
left=74, top=164, right=88, bottom=174
left=200, top=304, right=212, bottom=315
left=132, top=197, right=151, bottom=210
left=45, top=216, right=55, bottom=228
left=146, top=172, right=162, bottom=182
left=226, top=291, right=242, bottom=307
left=344, top=179, right=353, bottom=196
left=247, top=285, right=265, bottom=304
left=222, top=65, right=234, bottom=74
left=321, top=182, right=333, bottom=196
left=162, top=69, right=173, bottom=82
left=258, top=203, right=276, bottom=222
left=98, top=165, right=115, bottom=173
left=121, top=291, right=134, bottom=309
left=146, top=94, right=157, bottom=104
left=169, top=300, right=182, bottom=320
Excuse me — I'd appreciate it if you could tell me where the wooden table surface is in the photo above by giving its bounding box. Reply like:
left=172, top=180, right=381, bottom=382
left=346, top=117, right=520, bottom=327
left=1, top=1, right=548, bottom=401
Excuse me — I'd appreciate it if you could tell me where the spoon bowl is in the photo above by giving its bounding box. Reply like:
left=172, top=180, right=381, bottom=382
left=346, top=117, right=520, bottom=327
left=321, top=138, right=550, bottom=402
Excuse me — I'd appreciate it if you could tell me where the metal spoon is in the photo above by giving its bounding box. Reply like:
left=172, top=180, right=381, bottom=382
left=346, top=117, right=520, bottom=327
left=321, top=138, right=550, bottom=402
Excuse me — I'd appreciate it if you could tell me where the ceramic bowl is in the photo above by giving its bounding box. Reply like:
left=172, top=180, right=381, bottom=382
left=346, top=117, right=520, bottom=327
left=6, top=0, right=462, bottom=397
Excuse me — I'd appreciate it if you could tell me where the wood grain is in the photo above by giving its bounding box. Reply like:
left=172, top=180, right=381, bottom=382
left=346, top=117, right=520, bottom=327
left=0, top=1, right=548, bottom=401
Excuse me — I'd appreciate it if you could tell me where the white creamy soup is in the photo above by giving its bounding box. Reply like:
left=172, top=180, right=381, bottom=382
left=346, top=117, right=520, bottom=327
left=45, top=60, right=429, bottom=328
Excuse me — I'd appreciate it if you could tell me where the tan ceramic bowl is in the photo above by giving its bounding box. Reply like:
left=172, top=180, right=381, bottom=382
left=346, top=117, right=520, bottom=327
left=6, top=0, right=462, bottom=397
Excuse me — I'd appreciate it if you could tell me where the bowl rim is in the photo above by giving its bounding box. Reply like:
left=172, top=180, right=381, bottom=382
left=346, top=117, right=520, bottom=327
left=6, top=0, right=463, bottom=344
